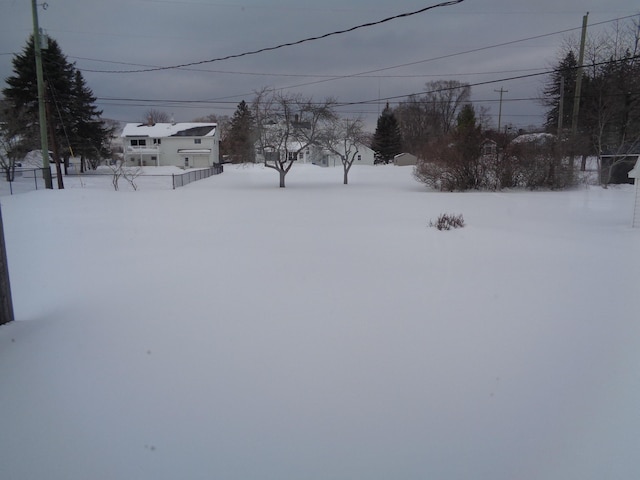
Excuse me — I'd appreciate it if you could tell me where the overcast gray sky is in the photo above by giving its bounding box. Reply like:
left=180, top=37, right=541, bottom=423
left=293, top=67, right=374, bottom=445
left=1, top=0, right=638, bottom=130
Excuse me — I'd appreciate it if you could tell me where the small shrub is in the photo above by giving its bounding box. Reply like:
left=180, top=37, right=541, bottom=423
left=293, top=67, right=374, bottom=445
left=429, top=213, right=465, bottom=231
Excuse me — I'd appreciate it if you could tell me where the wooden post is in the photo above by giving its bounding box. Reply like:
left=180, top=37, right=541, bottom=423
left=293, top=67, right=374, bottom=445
left=0, top=205, right=15, bottom=325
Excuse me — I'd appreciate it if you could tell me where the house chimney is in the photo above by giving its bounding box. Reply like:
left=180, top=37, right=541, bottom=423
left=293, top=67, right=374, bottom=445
left=147, top=115, right=155, bottom=127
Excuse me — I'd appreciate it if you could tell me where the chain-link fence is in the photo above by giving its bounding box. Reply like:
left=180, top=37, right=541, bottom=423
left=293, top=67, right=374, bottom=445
left=1, top=164, right=224, bottom=195
left=0, top=168, right=50, bottom=196
left=172, top=164, right=223, bottom=189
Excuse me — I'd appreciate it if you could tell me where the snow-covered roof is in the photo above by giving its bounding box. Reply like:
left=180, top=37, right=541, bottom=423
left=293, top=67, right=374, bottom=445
left=511, top=133, right=555, bottom=144
left=121, top=122, right=216, bottom=138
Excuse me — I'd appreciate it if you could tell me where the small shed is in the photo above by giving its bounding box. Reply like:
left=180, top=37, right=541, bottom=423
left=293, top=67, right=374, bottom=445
left=393, top=152, right=418, bottom=166
left=600, top=144, right=639, bottom=184
left=629, top=159, right=640, bottom=228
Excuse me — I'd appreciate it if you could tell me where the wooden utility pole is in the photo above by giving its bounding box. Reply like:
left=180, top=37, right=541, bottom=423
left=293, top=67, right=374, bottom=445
left=557, top=76, right=565, bottom=136
left=570, top=12, right=589, bottom=176
left=494, top=87, right=508, bottom=132
left=44, top=82, right=65, bottom=189
left=31, top=0, right=52, bottom=189
left=0, top=205, right=15, bottom=325
left=571, top=12, right=589, bottom=136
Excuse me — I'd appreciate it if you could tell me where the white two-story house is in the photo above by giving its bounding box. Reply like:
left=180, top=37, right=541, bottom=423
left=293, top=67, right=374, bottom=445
left=121, top=122, right=219, bottom=168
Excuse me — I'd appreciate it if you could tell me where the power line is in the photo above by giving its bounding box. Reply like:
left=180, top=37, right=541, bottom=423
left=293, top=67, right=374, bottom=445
left=80, top=0, right=466, bottom=73
left=71, top=54, right=549, bottom=79
left=335, top=55, right=640, bottom=107
left=269, top=13, right=640, bottom=93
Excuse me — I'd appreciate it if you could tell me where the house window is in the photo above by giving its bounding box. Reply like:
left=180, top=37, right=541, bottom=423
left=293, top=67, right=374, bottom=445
left=357, top=154, right=362, bottom=161
left=194, top=139, right=202, bottom=144
left=184, top=157, right=189, bottom=167
left=288, top=151, right=298, bottom=161
left=482, top=142, right=496, bottom=156
left=131, top=139, right=138, bottom=146
left=153, top=138, right=161, bottom=145
left=138, top=139, right=146, bottom=146
left=151, top=156, right=157, bottom=161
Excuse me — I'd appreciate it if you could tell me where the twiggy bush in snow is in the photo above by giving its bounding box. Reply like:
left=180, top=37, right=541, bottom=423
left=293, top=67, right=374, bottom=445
left=429, top=213, right=465, bottom=231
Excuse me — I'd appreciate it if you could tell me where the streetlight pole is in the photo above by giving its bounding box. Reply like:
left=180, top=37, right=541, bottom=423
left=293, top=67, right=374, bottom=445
left=31, top=0, right=52, bottom=189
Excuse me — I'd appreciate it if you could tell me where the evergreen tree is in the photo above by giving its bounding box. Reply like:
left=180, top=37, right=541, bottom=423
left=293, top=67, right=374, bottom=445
left=456, top=103, right=477, bottom=133
left=70, top=70, right=112, bottom=172
left=2, top=35, right=110, bottom=171
left=542, top=51, right=578, bottom=133
left=371, top=103, right=402, bottom=164
left=227, top=100, right=256, bottom=163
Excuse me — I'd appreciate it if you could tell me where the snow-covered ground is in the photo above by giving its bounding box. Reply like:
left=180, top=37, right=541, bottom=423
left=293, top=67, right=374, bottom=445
left=0, top=164, right=638, bottom=480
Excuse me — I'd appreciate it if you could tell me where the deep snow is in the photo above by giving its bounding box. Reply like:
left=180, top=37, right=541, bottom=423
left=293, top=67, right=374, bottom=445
left=0, top=164, right=638, bottom=480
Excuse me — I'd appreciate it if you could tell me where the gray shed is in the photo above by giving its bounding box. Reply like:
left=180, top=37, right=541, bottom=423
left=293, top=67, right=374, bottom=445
left=393, top=153, right=418, bottom=166
left=629, top=159, right=640, bottom=228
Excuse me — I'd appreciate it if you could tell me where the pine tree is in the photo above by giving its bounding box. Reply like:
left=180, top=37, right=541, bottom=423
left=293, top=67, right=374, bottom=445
left=456, top=103, right=477, bottom=133
left=371, top=103, right=402, bottom=164
left=227, top=100, right=256, bottom=163
left=542, top=51, right=578, bottom=133
left=2, top=35, right=110, bottom=172
left=70, top=70, right=112, bottom=172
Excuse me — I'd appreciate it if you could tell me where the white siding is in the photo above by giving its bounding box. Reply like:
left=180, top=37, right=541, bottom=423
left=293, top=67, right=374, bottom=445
left=633, top=182, right=640, bottom=228
left=122, top=123, right=219, bottom=167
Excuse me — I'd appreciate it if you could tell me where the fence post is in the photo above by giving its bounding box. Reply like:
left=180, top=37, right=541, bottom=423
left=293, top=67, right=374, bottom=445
left=0, top=205, right=15, bottom=325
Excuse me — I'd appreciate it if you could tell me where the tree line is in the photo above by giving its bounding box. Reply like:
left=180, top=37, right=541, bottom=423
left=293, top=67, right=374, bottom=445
left=2, top=17, right=639, bottom=190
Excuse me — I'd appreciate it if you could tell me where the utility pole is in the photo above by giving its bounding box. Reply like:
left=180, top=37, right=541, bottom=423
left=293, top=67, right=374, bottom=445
left=557, top=76, right=565, bottom=136
left=31, top=0, right=52, bottom=189
left=571, top=12, right=588, bottom=135
left=494, top=87, right=508, bottom=132
left=570, top=12, right=589, bottom=176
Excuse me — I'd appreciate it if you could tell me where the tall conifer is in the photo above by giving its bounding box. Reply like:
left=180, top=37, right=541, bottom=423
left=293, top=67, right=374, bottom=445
left=371, top=103, right=402, bottom=164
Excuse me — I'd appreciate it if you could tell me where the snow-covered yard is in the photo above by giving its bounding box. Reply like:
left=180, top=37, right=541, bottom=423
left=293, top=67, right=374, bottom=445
left=0, top=164, right=638, bottom=480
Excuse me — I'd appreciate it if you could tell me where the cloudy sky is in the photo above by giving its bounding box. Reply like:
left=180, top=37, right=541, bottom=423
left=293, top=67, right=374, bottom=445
left=1, top=0, right=638, bottom=131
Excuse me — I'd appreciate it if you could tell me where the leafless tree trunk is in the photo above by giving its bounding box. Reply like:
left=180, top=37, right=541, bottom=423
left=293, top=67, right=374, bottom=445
left=319, top=117, right=366, bottom=185
left=252, top=88, right=336, bottom=188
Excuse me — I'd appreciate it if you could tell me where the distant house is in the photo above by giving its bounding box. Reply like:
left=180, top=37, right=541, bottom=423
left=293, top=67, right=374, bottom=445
left=481, top=139, right=498, bottom=158
left=393, top=153, right=418, bottom=166
left=121, top=122, right=219, bottom=168
left=629, top=159, right=640, bottom=228
left=600, top=144, right=639, bottom=184
left=256, top=142, right=376, bottom=167
left=309, top=144, right=376, bottom=167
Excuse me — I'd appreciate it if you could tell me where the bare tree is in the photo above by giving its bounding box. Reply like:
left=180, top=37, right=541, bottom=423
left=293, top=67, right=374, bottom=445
left=108, top=160, right=142, bottom=191
left=423, top=80, right=471, bottom=135
left=252, top=88, right=335, bottom=187
left=396, top=81, right=471, bottom=158
left=0, top=113, right=27, bottom=181
left=319, top=116, right=366, bottom=185
left=142, top=109, right=170, bottom=124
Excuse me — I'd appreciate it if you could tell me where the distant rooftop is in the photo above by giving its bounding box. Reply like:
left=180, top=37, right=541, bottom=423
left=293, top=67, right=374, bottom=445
left=121, top=122, right=217, bottom=138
